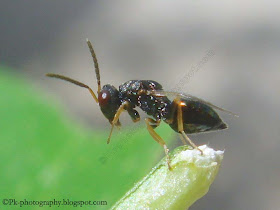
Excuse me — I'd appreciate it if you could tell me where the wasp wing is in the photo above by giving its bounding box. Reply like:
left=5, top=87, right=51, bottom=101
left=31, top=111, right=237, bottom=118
left=150, top=90, right=238, bottom=117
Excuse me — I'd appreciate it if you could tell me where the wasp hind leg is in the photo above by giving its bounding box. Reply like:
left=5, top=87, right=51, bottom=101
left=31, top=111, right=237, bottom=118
left=145, top=118, right=172, bottom=170
left=174, top=98, right=203, bottom=155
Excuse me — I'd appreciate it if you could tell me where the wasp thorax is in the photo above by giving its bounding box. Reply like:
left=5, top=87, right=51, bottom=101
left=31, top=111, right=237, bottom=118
left=98, top=85, right=121, bottom=122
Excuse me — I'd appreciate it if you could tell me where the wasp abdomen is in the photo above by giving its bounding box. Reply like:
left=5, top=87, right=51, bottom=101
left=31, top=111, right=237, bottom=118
left=169, top=99, right=227, bottom=134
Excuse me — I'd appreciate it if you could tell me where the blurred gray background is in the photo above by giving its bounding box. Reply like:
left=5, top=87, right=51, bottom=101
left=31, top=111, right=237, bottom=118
left=1, top=1, right=279, bottom=209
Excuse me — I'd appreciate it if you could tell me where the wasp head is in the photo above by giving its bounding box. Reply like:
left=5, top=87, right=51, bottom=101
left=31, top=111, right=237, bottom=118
left=98, top=85, right=121, bottom=123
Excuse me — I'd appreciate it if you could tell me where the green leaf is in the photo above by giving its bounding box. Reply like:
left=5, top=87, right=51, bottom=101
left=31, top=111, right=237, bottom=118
left=112, top=145, right=224, bottom=210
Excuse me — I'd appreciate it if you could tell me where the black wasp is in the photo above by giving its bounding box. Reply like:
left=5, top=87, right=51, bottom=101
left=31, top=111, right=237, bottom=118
left=46, top=40, right=236, bottom=170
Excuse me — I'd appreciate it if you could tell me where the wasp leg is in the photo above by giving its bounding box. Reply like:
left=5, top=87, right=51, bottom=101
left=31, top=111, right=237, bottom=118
left=179, top=135, right=187, bottom=145
left=145, top=118, right=172, bottom=170
left=127, top=109, right=140, bottom=123
left=107, top=101, right=129, bottom=144
left=174, top=98, right=203, bottom=154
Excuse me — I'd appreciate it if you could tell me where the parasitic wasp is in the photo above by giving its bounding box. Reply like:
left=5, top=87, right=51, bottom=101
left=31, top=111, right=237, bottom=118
left=46, top=40, right=237, bottom=170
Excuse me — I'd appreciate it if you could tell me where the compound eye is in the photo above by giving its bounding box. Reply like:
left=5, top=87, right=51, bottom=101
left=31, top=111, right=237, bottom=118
left=98, top=90, right=110, bottom=107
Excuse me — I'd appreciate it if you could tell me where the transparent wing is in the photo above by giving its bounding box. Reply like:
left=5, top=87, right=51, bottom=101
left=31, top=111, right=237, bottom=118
left=150, top=90, right=239, bottom=117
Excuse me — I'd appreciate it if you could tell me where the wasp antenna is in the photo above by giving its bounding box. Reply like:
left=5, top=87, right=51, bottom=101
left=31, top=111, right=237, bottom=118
left=86, top=39, right=101, bottom=94
left=46, top=73, right=88, bottom=88
left=45, top=73, right=98, bottom=103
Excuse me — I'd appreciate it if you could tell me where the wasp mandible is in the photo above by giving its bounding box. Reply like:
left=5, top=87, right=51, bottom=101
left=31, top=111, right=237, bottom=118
left=46, top=40, right=236, bottom=170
